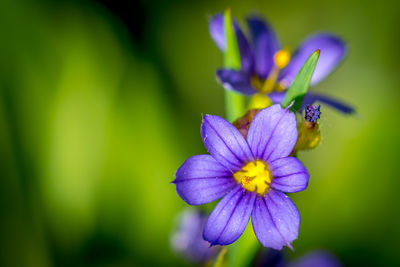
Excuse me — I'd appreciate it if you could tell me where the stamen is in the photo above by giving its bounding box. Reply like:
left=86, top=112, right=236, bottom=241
left=242, top=176, right=251, bottom=185
left=261, top=48, right=291, bottom=93
left=274, top=49, right=291, bottom=69
left=261, top=68, right=279, bottom=93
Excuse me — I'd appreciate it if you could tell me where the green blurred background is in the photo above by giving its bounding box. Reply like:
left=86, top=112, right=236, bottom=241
left=1, top=0, right=399, bottom=266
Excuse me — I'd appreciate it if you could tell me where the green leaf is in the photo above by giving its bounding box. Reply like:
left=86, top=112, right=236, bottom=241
left=281, top=49, right=320, bottom=110
left=223, top=8, right=241, bottom=69
left=223, top=8, right=245, bottom=122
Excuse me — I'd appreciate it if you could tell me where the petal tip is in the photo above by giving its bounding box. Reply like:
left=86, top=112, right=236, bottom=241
left=201, top=114, right=211, bottom=122
left=208, top=242, right=218, bottom=247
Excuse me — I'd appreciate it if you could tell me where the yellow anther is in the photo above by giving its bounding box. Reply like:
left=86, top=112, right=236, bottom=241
left=274, top=49, right=291, bottom=69
left=233, top=160, right=272, bottom=195
left=242, top=176, right=251, bottom=185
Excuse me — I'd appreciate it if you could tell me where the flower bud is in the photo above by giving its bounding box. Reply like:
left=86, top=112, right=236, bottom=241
left=233, top=109, right=259, bottom=138
left=293, top=105, right=322, bottom=152
left=294, top=121, right=321, bottom=151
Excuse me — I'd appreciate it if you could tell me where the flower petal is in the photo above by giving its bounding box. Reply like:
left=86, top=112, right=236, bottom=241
left=269, top=157, right=309, bottom=193
left=171, top=209, right=220, bottom=263
left=268, top=92, right=355, bottom=114
left=268, top=91, right=285, bottom=104
left=209, top=14, right=226, bottom=50
left=203, top=186, right=256, bottom=246
left=216, top=69, right=258, bottom=95
left=201, top=115, right=254, bottom=172
left=252, top=190, right=300, bottom=250
left=246, top=104, right=297, bottom=162
left=209, top=14, right=254, bottom=73
left=174, top=155, right=237, bottom=205
left=247, top=16, right=281, bottom=79
left=279, top=33, right=346, bottom=86
left=302, top=93, right=355, bottom=114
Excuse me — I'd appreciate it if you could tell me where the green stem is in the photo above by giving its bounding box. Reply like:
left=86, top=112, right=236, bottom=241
left=224, top=91, right=245, bottom=122
left=222, top=9, right=260, bottom=267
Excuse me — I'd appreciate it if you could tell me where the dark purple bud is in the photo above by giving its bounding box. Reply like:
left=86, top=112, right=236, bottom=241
left=305, top=105, right=321, bottom=123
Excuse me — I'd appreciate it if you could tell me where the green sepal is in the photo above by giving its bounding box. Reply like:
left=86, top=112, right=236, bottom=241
left=281, top=49, right=320, bottom=110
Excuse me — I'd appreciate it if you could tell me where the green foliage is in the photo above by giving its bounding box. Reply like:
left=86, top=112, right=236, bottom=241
left=223, top=9, right=241, bottom=69
left=281, top=50, right=320, bottom=110
left=223, top=9, right=246, bottom=122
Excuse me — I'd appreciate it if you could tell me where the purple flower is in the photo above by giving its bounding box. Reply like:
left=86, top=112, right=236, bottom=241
left=173, top=104, right=309, bottom=249
left=170, top=209, right=220, bottom=262
left=255, top=249, right=342, bottom=267
left=288, top=251, right=342, bottom=267
left=209, top=14, right=354, bottom=114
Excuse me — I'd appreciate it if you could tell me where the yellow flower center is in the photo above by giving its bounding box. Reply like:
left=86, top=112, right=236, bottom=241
left=233, top=160, right=272, bottom=195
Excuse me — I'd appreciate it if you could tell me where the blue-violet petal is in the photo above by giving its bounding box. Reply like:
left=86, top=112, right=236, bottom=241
left=203, top=186, right=256, bottom=246
left=247, top=104, right=297, bottom=163
left=174, top=155, right=237, bottom=205
left=252, top=190, right=300, bottom=250
left=201, top=115, right=254, bottom=172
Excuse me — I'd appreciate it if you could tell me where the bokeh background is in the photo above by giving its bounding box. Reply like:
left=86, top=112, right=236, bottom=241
left=1, top=0, right=399, bottom=266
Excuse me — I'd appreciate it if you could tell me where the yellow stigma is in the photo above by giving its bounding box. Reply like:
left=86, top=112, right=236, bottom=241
left=274, top=49, right=291, bottom=69
left=233, top=160, right=271, bottom=195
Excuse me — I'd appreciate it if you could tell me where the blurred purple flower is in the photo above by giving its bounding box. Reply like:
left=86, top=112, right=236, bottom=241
left=288, top=251, right=342, bottom=267
left=170, top=209, right=220, bottom=262
left=173, top=104, right=309, bottom=249
left=209, top=14, right=354, bottom=114
left=256, top=249, right=342, bottom=267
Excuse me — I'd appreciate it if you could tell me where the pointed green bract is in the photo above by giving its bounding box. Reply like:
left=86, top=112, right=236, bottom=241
left=223, top=8, right=245, bottom=122
left=281, top=50, right=320, bottom=110
left=223, top=9, right=241, bottom=69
